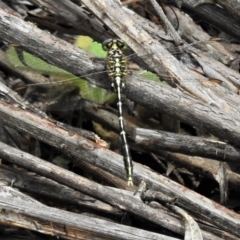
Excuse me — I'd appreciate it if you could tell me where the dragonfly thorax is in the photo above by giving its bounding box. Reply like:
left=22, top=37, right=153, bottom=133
left=103, top=39, right=128, bottom=90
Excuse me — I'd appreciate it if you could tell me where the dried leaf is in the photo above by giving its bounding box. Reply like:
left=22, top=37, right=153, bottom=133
left=169, top=205, right=203, bottom=240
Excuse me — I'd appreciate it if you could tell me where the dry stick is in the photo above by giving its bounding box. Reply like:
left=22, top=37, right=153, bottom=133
left=182, top=0, right=240, bottom=39
left=157, top=151, right=240, bottom=193
left=81, top=100, right=136, bottom=137
left=27, top=0, right=111, bottom=41
left=133, top=128, right=240, bottom=162
left=0, top=141, right=225, bottom=240
left=0, top=1, right=22, bottom=17
left=0, top=101, right=239, bottom=238
left=215, top=0, right=240, bottom=21
left=0, top=165, right=121, bottom=215
left=0, top=140, right=185, bottom=235
left=148, top=0, right=183, bottom=45
left=123, top=2, right=234, bottom=65
left=1, top=186, right=173, bottom=240
left=76, top=159, right=130, bottom=189
left=188, top=50, right=240, bottom=89
left=83, top=100, right=240, bottom=162
left=162, top=4, right=234, bottom=65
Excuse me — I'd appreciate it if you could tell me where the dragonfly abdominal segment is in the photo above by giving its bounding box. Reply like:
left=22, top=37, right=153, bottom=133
left=102, top=39, right=133, bottom=186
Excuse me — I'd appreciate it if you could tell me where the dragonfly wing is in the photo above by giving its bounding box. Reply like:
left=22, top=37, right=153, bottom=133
left=125, top=38, right=238, bottom=92
left=1, top=45, right=115, bottom=111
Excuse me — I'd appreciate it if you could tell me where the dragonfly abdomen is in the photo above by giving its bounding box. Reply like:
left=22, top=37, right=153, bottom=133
left=115, top=83, right=133, bottom=185
left=102, top=39, right=133, bottom=186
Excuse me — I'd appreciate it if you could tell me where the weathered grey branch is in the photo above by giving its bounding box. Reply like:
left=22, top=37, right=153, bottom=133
left=133, top=128, right=240, bottom=162
left=0, top=165, right=119, bottom=215
left=0, top=101, right=239, bottom=238
left=0, top=140, right=227, bottom=240
left=0, top=185, right=176, bottom=240
left=181, top=0, right=240, bottom=38
left=27, top=0, right=112, bottom=41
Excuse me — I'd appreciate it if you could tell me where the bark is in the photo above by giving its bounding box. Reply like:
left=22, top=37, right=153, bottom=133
left=0, top=0, right=240, bottom=239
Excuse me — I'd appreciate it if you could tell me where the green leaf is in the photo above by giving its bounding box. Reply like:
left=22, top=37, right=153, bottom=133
left=75, top=35, right=107, bottom=58
left=7, top=36, right=115, bottom=104
left=7, top=47, right=70, bottom=77
left=73, top=36, right=115, bottom=104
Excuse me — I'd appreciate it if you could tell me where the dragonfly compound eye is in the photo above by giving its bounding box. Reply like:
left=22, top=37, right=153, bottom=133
left=116, top=39, right=127, bottom=50
left=102, top=38, right=113, bottom=51
left=102, top=39, right=127, bottom=51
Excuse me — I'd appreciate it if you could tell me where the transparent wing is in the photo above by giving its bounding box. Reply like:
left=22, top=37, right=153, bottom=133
left=0, top=37, right=233, bottom=112
left=1, top=39, right=116, bottom=111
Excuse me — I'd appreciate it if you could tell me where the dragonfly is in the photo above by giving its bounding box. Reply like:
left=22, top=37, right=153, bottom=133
left=102, top=39, right=133, bottom=186
left=0, top=36, right=234, bottom=185
left=2, top=37, right=138, bottom=185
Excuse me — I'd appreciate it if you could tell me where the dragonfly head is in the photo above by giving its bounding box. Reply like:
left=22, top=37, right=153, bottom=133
left=102, top=39, right=127, bottom=52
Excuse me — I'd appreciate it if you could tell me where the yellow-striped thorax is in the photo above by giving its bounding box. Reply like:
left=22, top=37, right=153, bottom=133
left=102, top=39, right=128, bottom=90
